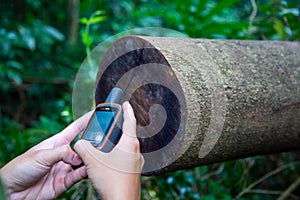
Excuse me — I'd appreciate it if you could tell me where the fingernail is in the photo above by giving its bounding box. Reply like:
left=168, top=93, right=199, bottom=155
left=122, top=101, right=128, bottom=110
left=73, top=153, right=82, bottom=164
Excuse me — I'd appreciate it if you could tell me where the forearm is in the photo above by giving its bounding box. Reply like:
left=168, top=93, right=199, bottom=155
left=0, top=169, right=8, bottom=200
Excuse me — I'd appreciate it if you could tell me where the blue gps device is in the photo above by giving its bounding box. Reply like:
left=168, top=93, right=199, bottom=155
left=80, top=88, right=123, bottom=152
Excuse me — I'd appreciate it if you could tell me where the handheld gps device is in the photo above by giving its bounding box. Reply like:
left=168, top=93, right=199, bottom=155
left=80, top=87, right=123, bottom=152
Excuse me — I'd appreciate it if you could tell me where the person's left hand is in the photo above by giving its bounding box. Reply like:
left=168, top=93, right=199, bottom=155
left=0, top=112, right=91, bottom=200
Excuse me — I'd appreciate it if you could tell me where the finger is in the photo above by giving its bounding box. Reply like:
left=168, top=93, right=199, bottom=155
left=29, top=111, right=93, bottom=151
left=116, top=102, right=140, bottom=153
left=74, top=140, right=102, bottom=164
left=59, top=111, right=93, bottom=143
left=36, top=145, right=82, bottom=167
left=122, top=101, right=137, bottom=138
left=75, top=139, right=143, bottom=173
left=65, top=166, right=87, bottom=189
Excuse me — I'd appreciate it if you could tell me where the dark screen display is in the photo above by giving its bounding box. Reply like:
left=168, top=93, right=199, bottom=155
left=83, top=107, right=116, bottom=144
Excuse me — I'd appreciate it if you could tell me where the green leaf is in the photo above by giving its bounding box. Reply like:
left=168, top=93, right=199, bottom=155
left=89, top=16, right=106, bottom=24
left=93, top=10, right=105, bottom=16
left=273, top=18, right=286, bottom=39
left=6, top=60, right=23, bottom=70
left=280, top=8, right=299, bottom=16
left=26, top=0, right=41, bottom=9
left=18, top=26, right=36, bottom=50
left=80, top=17, right=89, bottom=24
left=196, top=0, right=209, bottom=15
left=203, top=0, right=240, bottom=21
left=7, top=70, right=22, bottom=85
left=201, top=21, right=248, bottom=31
left=82, top=33, right=93, bottom=47
left=44, top=25, right=65, bottom=41
left=199, top=165, right=208, bottom=175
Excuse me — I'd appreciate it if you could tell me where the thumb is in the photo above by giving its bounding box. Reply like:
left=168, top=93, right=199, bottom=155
left=35, top=145, right=82, bottom=167
left=116, top=101, right=140, bottom=154
left=122, top=101, right=137, bottom=139
left=74, top=140, right=101, bottom=164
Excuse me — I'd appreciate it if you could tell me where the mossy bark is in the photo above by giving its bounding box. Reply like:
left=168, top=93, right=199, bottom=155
left=95, top=36, right=300, bottom=175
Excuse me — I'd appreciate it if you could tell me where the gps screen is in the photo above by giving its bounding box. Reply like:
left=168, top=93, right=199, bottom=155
left=83, top=107, right=115, bottom=145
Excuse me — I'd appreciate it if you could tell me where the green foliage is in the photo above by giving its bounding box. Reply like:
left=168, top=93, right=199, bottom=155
left=80, top=10, right=106, bottom=47
left=133, top=0, right=249, bottom=39
left=248, top=0, right=300, bottom=40
left=80, top=10, right=106, bottom=68
left=141, top=156, right=300, bottom=200
left=1, top=0, right=299, bottom=199
left=0, top=0, right=84, bottom=166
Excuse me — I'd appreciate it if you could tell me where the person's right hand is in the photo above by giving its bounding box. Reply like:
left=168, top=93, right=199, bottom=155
left=74, top=101, right=144, bottom=200
left=0, top=111, right=92, bottom=200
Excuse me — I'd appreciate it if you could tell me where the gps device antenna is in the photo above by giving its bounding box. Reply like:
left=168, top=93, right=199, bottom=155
left=105, top=87, right=123, bottom=104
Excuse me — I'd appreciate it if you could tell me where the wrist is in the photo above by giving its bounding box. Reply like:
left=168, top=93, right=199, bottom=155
left=1, top=165, right=18, bottom=199
left=102, top=189, right=141, bottom=200
left=0, top=167, right=8, bottom=189
left=101, top=178, right=141, bottom=200
left=0, top=169, right=8, bottom=200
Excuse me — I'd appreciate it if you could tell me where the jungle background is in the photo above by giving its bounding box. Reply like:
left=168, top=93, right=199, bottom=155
left=0, top=0, right=300, bottom=199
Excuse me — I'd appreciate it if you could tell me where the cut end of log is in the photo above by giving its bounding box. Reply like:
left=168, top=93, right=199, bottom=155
left=95, top=36, right=188, bottom=174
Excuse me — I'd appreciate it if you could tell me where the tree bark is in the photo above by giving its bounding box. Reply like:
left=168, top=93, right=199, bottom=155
left=95, top=36, right=300, bottom=175
left=67, top=0, right=79, bottom=44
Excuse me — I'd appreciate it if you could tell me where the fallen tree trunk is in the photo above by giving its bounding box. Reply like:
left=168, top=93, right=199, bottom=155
left=95, top=36, right=300, bottom=175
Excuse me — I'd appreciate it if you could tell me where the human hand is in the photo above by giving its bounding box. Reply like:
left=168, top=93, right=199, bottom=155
left=74, top=101, right=144, bottom=200
left=0, top=112, right=91, bottom=200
